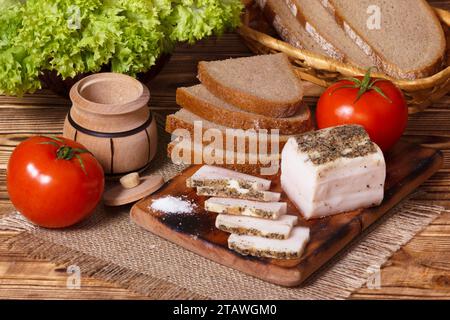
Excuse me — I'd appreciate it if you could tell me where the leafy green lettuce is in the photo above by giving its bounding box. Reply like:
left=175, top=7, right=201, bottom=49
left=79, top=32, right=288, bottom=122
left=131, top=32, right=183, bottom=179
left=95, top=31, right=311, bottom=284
left=163, top=0, right=243, bottom=43
left=0, top=1, right=41, bottom=95
left=0, top=0, right=243, bottom=96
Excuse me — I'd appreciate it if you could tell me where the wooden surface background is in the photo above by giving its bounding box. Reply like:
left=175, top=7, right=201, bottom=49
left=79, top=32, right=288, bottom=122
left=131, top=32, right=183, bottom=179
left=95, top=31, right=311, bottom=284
left=0, top=1, right=449, bottom=299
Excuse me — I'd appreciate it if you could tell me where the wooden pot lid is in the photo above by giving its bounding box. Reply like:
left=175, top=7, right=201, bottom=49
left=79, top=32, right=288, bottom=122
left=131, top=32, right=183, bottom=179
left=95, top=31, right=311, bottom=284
left=68, top=73, right=151, bottom=133
left=70, top=72, right=150, bottom=116
left=103, top=174, right=165, bottom=206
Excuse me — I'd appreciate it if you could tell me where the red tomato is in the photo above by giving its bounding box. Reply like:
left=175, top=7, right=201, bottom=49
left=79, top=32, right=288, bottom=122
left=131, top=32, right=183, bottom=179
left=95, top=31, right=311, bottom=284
left=7, top=136, right=104, bottom=228
left=316, top=71, right=408, bottom=151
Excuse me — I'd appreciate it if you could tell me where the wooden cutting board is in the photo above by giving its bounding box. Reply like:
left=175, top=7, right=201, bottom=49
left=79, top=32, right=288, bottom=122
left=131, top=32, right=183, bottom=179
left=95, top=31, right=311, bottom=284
left=130, top=141, right=443, bottom=287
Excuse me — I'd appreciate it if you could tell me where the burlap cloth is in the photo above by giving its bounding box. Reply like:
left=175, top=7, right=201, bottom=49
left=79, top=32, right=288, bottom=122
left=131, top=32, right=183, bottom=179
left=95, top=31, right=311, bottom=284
left=0, top=132, right=446, bottom=300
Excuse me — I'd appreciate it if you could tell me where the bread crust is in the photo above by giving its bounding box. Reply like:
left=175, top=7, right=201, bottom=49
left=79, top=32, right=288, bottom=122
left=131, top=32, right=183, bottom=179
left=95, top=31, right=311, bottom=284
left=325, top=0, right=446, bottom=79
left=258, top=0, right=332, bottom=58
left=283, top=0, right=344, bottom=62
left=176, top=87, right=312, bottom=135
left=197, top=55, right=304, bottom=118
left=286, top=0, right=378, bottom=68
left=257, top=0, right=306, bottom=50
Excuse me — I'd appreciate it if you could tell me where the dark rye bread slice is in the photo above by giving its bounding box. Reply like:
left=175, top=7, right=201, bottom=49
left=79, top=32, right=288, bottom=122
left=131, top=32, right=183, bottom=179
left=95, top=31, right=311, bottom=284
left=167, top=137, right=280, bottom=176
left=323, top=0, right=446, bottom=79
left=256, top=0, right=334, bottom=59
left=176, top=84, right=312, bottom=135
left=197, top=53, right=304, bottom=118
left=165, top=109, right=308, bottom=152
left=285, top=0, right=374, bottom=68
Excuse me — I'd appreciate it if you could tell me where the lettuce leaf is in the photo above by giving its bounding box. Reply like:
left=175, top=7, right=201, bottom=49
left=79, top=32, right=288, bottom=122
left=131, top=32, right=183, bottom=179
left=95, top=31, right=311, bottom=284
left=106, top=0, right=168, bottom=75
left=16, top=0, right=122, bottom=78
left=0, top=1, right=21, bottom=50
left=163, top=0, right=243, bottom=43
left=0, top=1, right=41, bottom=96
left=0, top=0, right=243, bottom=96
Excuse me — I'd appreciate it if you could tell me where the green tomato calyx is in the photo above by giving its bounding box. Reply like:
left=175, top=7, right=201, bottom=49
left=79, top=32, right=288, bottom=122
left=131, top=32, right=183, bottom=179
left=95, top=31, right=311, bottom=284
left=331, top=67, right=393, bottom=104
left=40, top=136, right=90, bottom=175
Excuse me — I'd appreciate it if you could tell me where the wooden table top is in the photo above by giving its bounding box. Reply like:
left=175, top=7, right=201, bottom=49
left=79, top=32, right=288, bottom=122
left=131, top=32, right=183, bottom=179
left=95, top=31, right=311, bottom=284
left=0, top=1, right=449, bottom=299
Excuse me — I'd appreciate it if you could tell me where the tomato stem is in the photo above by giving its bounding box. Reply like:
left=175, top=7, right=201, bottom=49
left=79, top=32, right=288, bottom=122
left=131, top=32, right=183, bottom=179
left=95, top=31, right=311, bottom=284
left=40, top=136, right=90, bottom=175
left=332, top=67, right=393, bottom=104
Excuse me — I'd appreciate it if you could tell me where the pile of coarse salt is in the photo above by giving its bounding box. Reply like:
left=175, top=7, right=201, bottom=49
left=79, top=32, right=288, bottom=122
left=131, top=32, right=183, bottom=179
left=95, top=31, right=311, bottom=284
left=150, top=196, right=196, bottom=214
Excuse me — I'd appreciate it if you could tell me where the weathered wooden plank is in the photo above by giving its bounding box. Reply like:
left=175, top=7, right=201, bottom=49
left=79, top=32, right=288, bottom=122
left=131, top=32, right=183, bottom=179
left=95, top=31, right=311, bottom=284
left=352, top=224, right=450, bottom=299
left=0, top=233, right=147, bottom=300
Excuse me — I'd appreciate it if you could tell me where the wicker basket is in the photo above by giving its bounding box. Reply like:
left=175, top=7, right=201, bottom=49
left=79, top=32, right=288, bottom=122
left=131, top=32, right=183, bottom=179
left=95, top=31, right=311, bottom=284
left=239, top=1, right=450, bottom=114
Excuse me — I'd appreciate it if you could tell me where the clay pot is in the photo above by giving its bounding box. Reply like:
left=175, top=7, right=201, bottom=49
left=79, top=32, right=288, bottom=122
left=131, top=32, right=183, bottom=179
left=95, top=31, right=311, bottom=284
left=63, top=73, right=158, bottom=175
